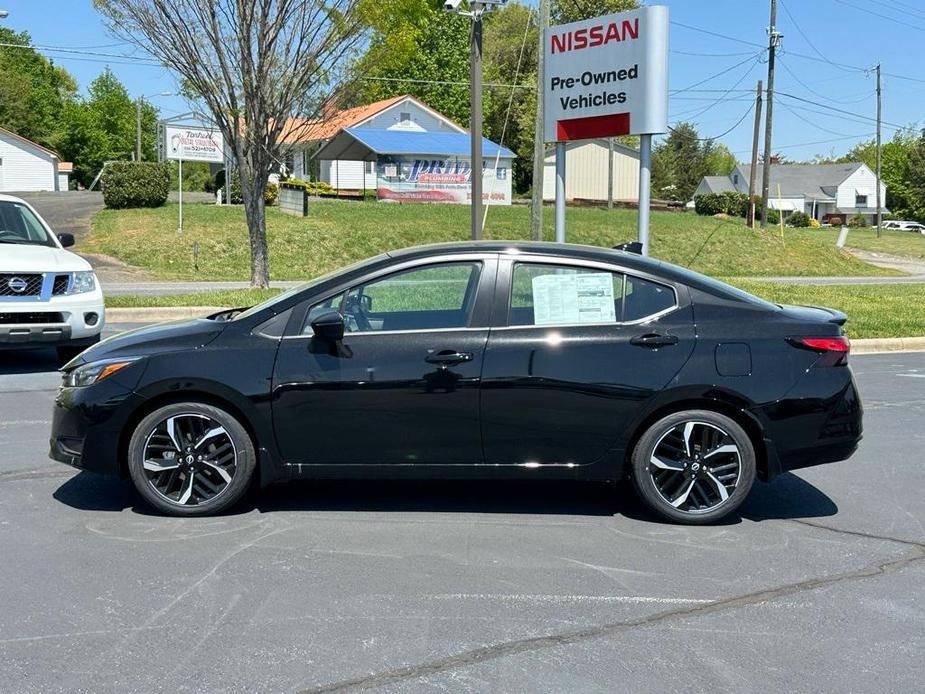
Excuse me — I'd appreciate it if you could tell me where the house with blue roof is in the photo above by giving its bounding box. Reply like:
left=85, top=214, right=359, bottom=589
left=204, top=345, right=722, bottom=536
left=284, top=95, right=516, bottom=205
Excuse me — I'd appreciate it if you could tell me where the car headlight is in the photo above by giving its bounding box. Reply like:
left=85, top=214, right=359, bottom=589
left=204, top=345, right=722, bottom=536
left=69, top=271, right=97, bottom=295
left=64, top=357, right=140, bottom=387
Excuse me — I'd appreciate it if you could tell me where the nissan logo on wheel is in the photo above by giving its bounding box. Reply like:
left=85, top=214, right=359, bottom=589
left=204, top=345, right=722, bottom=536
left=7, top=277, right=28, bottom=293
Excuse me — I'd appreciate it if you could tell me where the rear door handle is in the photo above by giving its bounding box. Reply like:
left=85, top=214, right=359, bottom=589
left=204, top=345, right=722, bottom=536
left=630, top=333, right=679, bottom=348
left=425, top=350, right=474, bottom=365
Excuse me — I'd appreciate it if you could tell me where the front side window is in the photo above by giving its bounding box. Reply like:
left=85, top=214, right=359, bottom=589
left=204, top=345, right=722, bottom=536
left=343, top=262, right=481, bottom=333
left=0, top=201, right=54, bottom=247
left=510, top=263, right=676, bottom=326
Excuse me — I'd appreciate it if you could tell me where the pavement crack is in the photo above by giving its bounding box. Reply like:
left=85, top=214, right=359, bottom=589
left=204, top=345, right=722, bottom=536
left=298, top=542, right=925, bottom=693
left=0, top=468, right=75, bottom=483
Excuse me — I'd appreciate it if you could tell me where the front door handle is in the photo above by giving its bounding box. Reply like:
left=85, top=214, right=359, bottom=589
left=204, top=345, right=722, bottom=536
left=630, top=333, right=679, bottom=348
left=425, top=350, right=474, bottom=365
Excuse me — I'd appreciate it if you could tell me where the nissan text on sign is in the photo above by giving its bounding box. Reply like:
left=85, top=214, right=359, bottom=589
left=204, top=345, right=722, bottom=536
left=544, top=5, right=668, bottom=141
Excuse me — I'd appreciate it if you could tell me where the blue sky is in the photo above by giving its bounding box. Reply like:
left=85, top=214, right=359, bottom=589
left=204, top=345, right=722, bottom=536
left=3, top=0, right=923, bottom=162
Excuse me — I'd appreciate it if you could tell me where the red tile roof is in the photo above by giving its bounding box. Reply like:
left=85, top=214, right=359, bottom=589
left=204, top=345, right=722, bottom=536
left=279, top=95, right=410, bottom=144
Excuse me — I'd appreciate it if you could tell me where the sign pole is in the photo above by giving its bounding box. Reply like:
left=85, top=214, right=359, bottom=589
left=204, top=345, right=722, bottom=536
left=469, top=3, right=484, bottom=240
left=555, top=142, right=566, bottom=243
left=178, top=153, right=183, bottom=235
left=637, top=134, right=652, bottom=255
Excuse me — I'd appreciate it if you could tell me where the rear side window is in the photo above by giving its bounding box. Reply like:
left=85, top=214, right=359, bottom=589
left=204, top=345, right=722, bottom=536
left=510, top=263, right=676, bottom=326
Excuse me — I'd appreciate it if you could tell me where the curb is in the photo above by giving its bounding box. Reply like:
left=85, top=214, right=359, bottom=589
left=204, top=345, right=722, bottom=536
left=105, top=307, right=925, bottom=355
left=106, top=306, right=225, bottom=322
left=852, top=337, right=925, bottom=354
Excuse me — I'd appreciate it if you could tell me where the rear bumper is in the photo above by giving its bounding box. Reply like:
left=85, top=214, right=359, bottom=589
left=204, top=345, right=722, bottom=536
left=754, top=367, right=863, bottom=480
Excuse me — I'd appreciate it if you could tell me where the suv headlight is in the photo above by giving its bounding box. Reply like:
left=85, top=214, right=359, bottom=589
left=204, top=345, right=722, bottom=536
left=69, top=271, right=97, bottom=295
left=64, top=357, right=140, bottom=387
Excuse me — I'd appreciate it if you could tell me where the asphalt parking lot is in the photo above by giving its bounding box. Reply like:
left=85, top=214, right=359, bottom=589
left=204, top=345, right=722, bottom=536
left=1, top=331, right=922, bottom=693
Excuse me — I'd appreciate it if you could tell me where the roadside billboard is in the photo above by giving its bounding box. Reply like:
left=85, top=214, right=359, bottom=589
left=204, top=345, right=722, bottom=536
left=164, top=126, right=224, bottom=163
left=377, top=158, right=512, bottom=205
left=543, top=5, right=669, bottom=141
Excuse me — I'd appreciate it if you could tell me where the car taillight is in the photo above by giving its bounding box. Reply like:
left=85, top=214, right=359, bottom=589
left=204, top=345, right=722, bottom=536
left=788, top=336, right=850, bottom=365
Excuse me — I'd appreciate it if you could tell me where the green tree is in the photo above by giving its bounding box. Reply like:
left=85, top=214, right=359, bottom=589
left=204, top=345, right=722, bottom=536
left=552, top=0, right=640, bottom=24
left=839, top=128, right=923, bottom=221
left=0, top=27, right=77, bottom=152
left=62, top=68, right=159, bottom=187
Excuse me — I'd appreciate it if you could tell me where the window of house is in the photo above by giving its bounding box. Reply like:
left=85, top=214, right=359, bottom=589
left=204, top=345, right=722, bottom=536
left=364, top=160, right=375, bottom=175
left=856, top=193, right=868, bottom=206
left=399, top=112, right=411, bottom=125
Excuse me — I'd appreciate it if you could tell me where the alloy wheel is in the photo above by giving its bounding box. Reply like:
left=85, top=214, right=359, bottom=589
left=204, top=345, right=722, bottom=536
left=647, top=420, right=741, bottom=514
left=141, top=413, right=238, bottom=506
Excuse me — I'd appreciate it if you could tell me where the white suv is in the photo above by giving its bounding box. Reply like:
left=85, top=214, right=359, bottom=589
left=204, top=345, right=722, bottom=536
left=0, top=194, right=104, bottom=363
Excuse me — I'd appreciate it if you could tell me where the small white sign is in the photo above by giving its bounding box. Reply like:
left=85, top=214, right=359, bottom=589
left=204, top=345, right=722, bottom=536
left=532, top=272, right=616, bottom=326
left=164, top=126, right=224, bottom=163
left=543, top=5, right=669, bottom=142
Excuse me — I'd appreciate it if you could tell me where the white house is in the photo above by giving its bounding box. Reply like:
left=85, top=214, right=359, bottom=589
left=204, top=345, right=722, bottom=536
left=692, top=162, right=887, bottom=224
left=543, top=139, right=640, bottom=203
left=0, top=126, right=68, bottom=192
left=282, top=95, right=515, bottom=205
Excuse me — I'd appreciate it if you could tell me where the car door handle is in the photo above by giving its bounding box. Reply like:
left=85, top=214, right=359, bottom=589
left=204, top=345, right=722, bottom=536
left=630, top=333, right=679, bottom=348
left=425, top=350, right=474, bottom=365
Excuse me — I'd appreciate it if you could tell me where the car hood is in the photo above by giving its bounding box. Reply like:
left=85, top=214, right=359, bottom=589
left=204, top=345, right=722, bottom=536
left=0, top=244, right=91, bottom=272
left=70, top=318, right=226, bottom=366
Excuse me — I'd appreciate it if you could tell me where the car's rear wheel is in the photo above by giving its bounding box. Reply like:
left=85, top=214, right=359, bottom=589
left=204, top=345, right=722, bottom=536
left=630, top=410, right=755, bottom=524
left=127, top=403, right=256, bottom=516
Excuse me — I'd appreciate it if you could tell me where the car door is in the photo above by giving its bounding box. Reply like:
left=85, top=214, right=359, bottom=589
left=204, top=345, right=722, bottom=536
left=480, top=257, right=696, bottom=468
left=272, top=255, right=497, bottom=466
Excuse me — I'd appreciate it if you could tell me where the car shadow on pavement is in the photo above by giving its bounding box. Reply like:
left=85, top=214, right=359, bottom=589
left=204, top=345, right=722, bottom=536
left=52, top=471, right=838, bottom=522
left=0, top=348, right=59, bottom=375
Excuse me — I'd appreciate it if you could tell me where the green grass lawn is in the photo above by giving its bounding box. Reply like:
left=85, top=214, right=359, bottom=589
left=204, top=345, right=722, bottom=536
left=106, top=281, right=925, bottom=340
left=86, top=201, right=896, bottom=282
left=729, top=281, right=925, bottom=339
left=834, top=227, right=925, bottom=260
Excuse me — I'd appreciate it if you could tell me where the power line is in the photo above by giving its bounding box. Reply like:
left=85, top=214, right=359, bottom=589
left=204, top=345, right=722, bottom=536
left=670, top=21, right=765, bottom=48
left=669, top=51, right=766, bottom=95
left=776, top=90, right=906, bottom=129
left=668, top=54, right=763, bottom=119
left=777, top=101, right=863, bottom=138
left=778, top=0, right=856, bottom=74
left=777, top=55, right=871, bottom=106
left=832, top=0, right=925, bottom=33
left=731, top=133, right=874, bottom=155
left=669, top=102, right=755, bottom=141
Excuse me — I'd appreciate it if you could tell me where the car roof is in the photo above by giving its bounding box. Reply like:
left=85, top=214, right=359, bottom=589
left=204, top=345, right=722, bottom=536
left=0, top=193, right=28, bottom=203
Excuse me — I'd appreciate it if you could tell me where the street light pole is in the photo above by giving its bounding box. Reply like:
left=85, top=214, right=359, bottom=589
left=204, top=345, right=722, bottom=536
left=470, top=2, right=484, bottom=240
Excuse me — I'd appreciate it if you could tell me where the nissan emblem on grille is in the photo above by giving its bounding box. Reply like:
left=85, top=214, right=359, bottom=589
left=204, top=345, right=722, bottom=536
left=7, top=277, right=28, bottom=293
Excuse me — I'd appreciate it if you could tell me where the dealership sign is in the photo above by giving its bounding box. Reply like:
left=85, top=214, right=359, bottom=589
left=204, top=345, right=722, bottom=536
left=543, top=5, right=668, bottom=142
left=164, top=126, right=224, bottom=163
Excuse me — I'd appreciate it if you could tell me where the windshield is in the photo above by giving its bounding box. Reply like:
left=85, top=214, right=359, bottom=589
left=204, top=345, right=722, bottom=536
left=0, top=201, right=55, bottom=247
left=231, top=253, right=391, bottom=321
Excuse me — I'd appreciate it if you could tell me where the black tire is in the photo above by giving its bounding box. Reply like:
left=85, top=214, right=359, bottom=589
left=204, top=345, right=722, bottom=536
left=127, top=402, right=256, bottom=516
left=630, top=410, right=756, bottom=524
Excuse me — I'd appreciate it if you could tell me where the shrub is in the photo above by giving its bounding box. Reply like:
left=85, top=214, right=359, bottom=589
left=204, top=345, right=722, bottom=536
left=284, top=177, right=335, bottom=196
left=848, top=213, right=868, bottom=228
left=225, top=171, right=278, bottom=205
left=788, top=211, right=811, bottom=228
left=764, top=209, right=781, bottom=225
left=829, top=216, right=844, bottom=227
left=694, top=191, right=749, bottom=217
left=809, top=218, right=821, bottom=228
left=101, top=162, right=170, bottom=209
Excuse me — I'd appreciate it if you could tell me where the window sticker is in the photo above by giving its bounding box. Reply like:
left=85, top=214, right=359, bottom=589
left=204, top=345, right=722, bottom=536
left=531, top=272, right=616, bottom=326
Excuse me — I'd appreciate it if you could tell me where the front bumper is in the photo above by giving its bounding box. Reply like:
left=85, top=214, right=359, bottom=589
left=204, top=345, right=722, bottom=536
left=49, top=379, right=143, bottom=477
left=1, top=291, right=105, bottom=347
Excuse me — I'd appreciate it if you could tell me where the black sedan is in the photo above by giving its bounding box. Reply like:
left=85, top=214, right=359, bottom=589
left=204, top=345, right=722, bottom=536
left=49, top=242, right=862, bottom=523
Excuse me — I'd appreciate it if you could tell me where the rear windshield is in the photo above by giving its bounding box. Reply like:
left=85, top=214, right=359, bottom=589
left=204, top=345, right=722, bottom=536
left=0, top=201, right=55, bottom=247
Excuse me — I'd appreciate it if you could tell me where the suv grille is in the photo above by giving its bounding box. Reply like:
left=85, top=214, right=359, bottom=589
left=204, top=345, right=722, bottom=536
left=0, top=273, right=43, bottom=297
left=52, top=274, right=70, bottom=295
left=0, top=312, right=64, bottom=324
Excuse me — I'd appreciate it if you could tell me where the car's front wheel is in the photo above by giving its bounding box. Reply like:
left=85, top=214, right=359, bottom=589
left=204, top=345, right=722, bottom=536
left=630, top=410, right=756, bottom=524
left=127, top=403, right=256, bottom=516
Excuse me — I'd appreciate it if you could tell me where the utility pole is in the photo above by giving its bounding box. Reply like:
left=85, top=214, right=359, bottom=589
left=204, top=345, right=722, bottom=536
left=747, top=80, right=763, bottom=228
left=530, top=0, right=549, bottom=240
left=136, top=99, right=143, bottom=162
left=875, top=63, right=882, bottom=238
left=760, top=0, right=780, bottom=230
left=470, top=2, right=484, bottom=240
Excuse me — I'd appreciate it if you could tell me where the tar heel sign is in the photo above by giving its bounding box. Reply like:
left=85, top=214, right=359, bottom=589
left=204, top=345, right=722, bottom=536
left=543, top=5, right=669, bottom=140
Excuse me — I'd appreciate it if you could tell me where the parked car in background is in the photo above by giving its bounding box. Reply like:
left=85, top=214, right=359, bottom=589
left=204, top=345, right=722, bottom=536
left=49, top=242, right=862, bottom=524
left=882, top=220, right=925, bottom=233
left=0, top=194, right=104, bottom=364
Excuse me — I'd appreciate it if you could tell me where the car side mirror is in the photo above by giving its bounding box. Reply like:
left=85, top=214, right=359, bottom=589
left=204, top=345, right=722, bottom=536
left=310, top=309, right=345, bottom=341
left=57, top=233, right=75, bottom=248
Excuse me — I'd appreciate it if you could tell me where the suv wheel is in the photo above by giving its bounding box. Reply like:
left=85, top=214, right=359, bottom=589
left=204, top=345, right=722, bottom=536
left=127, top=403, right=256, bottom=516
left=630, top=410, right=756, bottom=524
